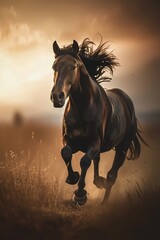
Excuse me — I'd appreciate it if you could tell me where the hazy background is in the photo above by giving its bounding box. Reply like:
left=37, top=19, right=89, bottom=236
left=0, top=0, right=160, bottom=124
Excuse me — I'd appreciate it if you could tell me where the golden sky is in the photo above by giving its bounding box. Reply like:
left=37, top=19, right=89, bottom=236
left=0, top=0, right=160, bottom=122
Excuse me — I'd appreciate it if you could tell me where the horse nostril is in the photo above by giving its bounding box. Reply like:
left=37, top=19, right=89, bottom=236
left=57, top=92, right=64, bottom=101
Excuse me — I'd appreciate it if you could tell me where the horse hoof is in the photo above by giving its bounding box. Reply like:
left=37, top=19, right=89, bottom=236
left=65, top=171, right=80, bottom=185
left=73, top=190, right=87, bottom=205
left=93, top=176, right=106, bottom=189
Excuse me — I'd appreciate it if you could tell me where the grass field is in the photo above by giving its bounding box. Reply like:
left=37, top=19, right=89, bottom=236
left=0, top=121, right=160, bottom=240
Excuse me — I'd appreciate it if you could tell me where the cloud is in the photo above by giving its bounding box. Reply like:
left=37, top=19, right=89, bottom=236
left=1, top=0, right=159, bottom=42
left=0, top=6, right=49, bottom=50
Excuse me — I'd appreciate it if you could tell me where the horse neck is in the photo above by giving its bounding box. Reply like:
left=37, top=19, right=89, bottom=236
left=69, top=63, right=95, bottom=109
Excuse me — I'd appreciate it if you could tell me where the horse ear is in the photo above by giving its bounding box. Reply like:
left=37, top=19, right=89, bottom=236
left=72, top=40, right=79, bottom=54
left=53, top=41, right=61, bottom=56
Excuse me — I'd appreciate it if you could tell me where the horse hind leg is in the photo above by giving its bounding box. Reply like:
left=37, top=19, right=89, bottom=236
left=61, top=145, right=79, bottom=185
left=93, top=154, right=106, bottom=189
left=102, top=141, right=131, bottom=204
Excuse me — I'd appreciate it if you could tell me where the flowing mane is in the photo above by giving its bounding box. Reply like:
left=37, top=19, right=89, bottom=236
left=59, top=38, right=119, bottom=83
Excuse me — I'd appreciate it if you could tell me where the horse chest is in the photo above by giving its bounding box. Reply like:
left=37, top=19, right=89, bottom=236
left=64, top=118, right=91, bottom=139
left=70, top=127, right=87, bottom=138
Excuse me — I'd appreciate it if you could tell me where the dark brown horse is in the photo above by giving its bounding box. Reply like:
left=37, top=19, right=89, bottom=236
left=50, top=39, right=145, bottom=204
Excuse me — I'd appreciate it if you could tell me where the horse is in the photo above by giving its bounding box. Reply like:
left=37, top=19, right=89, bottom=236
left=50, top=39, right=145, bottom=205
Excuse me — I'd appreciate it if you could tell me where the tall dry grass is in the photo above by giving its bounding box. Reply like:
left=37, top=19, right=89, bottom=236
left=0, top=122, right=160, bottom=240
left=0, top=122, right=93, bottom=239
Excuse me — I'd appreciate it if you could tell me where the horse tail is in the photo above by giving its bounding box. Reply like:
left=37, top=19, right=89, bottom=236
left=127, top=123, right=148, bottom=160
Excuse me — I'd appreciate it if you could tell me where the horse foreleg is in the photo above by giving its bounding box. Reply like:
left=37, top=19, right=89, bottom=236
left=102, top=145, right=129, bottom=204
left=61, top=145, right=79, bottom=185
left=73, top=154, right=91, bottom=205
left=74, top=138, right=100, bottom=205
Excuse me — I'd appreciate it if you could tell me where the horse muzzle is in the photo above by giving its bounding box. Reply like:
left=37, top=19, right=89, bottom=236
left=50, top=91, right=65, bottom=108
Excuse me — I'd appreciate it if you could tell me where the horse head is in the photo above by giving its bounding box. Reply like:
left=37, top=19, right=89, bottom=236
left=50, top=40, right=80, bottom=108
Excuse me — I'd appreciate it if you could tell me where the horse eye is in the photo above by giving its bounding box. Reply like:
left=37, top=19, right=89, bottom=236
left=52, top=64, right=56, bottom=70
left=72, top=65, right=77, bottom=70
left=52, top=61, right=57, bottom=70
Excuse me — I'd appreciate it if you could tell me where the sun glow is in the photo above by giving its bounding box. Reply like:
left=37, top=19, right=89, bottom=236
left=0, top=49, right=21, bottom=103
left=0, top=46, right=53, bottom=103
